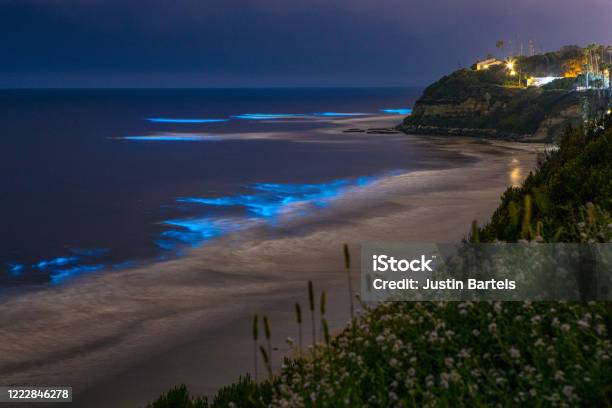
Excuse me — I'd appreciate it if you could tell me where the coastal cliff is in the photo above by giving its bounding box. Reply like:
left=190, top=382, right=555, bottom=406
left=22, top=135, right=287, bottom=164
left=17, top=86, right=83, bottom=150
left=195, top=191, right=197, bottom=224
left=399, top=66, right=583, bottom=142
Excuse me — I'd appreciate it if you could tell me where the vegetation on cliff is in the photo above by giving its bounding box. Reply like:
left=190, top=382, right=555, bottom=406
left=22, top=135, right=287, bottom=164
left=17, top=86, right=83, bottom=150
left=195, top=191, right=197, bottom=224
left=516, top=45, right=584, bottom=77
left=400, top=64, right=584, bottom=141
left=401, top=65, right=581, bottom=140
left=479, top=114, right=612, bottom=243
left=400, top=45, right=611, bottom=141
left=148, top=117, right=612, bottom=407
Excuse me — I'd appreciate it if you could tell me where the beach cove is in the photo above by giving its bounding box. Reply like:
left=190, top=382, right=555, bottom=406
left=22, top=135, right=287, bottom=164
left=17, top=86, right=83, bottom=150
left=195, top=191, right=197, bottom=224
left=0, top=112, right=545, bottom=407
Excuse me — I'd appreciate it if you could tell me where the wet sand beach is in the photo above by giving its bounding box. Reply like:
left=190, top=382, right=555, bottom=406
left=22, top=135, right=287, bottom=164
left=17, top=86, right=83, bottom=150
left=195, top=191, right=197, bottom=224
left=0, top=117, right=546, bottom=407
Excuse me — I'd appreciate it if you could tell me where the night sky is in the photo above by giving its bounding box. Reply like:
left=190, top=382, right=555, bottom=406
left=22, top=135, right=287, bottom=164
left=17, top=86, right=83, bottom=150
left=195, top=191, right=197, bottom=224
left=1, top=0, right=610, bottom=88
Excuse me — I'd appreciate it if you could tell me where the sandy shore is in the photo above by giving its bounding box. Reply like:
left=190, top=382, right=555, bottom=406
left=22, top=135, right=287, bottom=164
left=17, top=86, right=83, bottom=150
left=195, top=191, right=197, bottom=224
left=0, top=117, right=546, bottom=407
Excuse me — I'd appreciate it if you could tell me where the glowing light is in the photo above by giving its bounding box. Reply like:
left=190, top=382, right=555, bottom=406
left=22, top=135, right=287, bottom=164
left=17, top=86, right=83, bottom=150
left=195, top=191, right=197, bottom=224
left=528, top=77, right=561, bottom=87
left=510, top=167, right=522, bottom=187
left=233, top=113, right=306, bottom=120
left=314, top=112, right=368, bottom=117
left=7, top=263, right=24, bottom=276
left=36, top=257, right=79, bottom=269
left=50, top=265, right=104, bottom=285
left=121, top=134, right=223, bottom=141
left=147, top=118, right=228, bottom=124
left=178, top=179, right=354, bottom=218
left=381, top=108, right=412, bottom=115
left=160, top=218, right=248, bottom=247
left=161, top=171, right=400, bottom=249
left=12, top=247, right=114, bottom=284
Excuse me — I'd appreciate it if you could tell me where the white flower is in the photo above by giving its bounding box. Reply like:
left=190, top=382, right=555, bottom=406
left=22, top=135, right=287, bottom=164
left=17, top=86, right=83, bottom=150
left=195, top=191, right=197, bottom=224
left=440, top=372, right=450, bottom=389
left=531, top=315, right=542, bottom=325
left=425, top=374, right=434, bottom=388
left=509, top=347, right=521, bottom=359
left=445, top=357, right=455, bottom=368
left=562, top=385, right=575, bottom=399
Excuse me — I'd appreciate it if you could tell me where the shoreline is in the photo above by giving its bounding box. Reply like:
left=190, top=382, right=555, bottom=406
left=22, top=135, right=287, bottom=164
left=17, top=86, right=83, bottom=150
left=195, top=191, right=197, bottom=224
left=0, top=119, right=545, bottom=407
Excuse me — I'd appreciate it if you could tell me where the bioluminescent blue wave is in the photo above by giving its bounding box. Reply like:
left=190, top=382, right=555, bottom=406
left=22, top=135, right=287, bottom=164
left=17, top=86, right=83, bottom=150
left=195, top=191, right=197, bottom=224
left=121, top=134, right=223, bottom=141
left=147, top=118, right=229, bottom=124
left=8, top=263, right=24, bottom=276
left=36, top=256, right=79, bottom=269
left=381, top=108, right=412, bottom=115
left=314, top=112, right=369, bottom=117
left=158, top=218, right=252, bottom=249
left=50, top=265, right=104, bottom=285
left=7, top=247, right=113, bottom=284
left=160, top=171, right=400, bottom=250
left=233, top=113, right=306, bottom=120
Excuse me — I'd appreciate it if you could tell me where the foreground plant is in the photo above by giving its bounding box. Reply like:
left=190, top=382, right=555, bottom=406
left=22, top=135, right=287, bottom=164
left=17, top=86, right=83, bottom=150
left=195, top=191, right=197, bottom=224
left=271, top=301, right=611, bottom=407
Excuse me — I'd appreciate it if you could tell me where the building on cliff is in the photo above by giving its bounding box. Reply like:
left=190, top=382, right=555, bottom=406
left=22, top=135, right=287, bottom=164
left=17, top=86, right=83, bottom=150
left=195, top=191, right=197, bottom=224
left=475, top=58, right=505, bottom=71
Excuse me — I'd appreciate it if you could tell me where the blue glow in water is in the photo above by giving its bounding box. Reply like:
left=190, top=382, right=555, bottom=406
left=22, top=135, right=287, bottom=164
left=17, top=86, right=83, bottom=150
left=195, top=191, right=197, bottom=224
left=121, top=135, right=223, bottom=141
left=159, top=217, right=250, bottom=247
left=7, top=247, right=117, bottom=284
left=163, top=172, right=400, bottom=249
left=233, top=113, right=306, bottom=120
left=178, top=177, right=377, bottom=220
left=155, top=239, right=177, bottom=251
left=381, top=108, right=412, bottom=115
left=314, top=112, right=368, bottom=117
left=147, top=118, right=229, bottom=124
left=36, top=256, right=79, bottom=269
left=7, top=263, right=24, bottom=276
left=50, top=265, right=104, bottom=285
left=178, top=196, right=279, bottom=218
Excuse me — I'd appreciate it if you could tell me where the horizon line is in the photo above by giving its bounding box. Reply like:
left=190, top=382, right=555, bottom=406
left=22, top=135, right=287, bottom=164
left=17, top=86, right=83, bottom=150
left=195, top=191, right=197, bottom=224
left=0, top=85, right=427, bottom=91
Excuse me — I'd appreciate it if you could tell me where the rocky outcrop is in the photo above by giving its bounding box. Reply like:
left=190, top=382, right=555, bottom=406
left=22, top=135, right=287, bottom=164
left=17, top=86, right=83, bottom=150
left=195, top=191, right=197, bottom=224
left=399, top=67, right=582, bottom=142
left=528, top=104, right=582, bottom=142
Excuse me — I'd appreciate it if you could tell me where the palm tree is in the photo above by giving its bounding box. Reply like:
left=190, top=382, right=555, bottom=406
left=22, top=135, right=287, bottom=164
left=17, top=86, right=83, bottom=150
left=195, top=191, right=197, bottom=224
left=496, top=40, right=505, bottom=59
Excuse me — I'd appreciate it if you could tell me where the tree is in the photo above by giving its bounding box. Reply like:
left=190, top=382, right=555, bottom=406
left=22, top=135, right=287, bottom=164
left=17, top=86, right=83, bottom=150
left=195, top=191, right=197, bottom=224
left=496, top=40, right=505, bottom=59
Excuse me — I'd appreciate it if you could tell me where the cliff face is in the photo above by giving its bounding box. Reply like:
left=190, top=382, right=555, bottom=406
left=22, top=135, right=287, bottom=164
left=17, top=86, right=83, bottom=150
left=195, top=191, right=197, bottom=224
left=400, top=67, right=582, bottom=142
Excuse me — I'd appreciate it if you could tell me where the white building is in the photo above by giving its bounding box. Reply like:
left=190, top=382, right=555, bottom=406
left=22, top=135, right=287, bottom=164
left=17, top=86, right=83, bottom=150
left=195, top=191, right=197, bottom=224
left=475, top=58, right=505, bottom=71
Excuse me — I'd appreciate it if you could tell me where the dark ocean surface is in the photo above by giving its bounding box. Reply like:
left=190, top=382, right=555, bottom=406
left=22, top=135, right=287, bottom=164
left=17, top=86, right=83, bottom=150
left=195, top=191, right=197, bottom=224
left=0, top=87, right=459, bottom=287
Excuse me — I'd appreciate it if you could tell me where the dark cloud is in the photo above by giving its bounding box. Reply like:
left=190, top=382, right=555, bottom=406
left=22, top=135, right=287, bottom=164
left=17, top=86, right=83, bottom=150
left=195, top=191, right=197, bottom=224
left=1, top=0, right=610, bottom=87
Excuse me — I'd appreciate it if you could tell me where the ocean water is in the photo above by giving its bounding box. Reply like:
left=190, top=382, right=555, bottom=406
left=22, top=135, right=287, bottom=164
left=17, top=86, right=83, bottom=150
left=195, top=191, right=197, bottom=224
left=0, top=87, right=442, bottom=287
